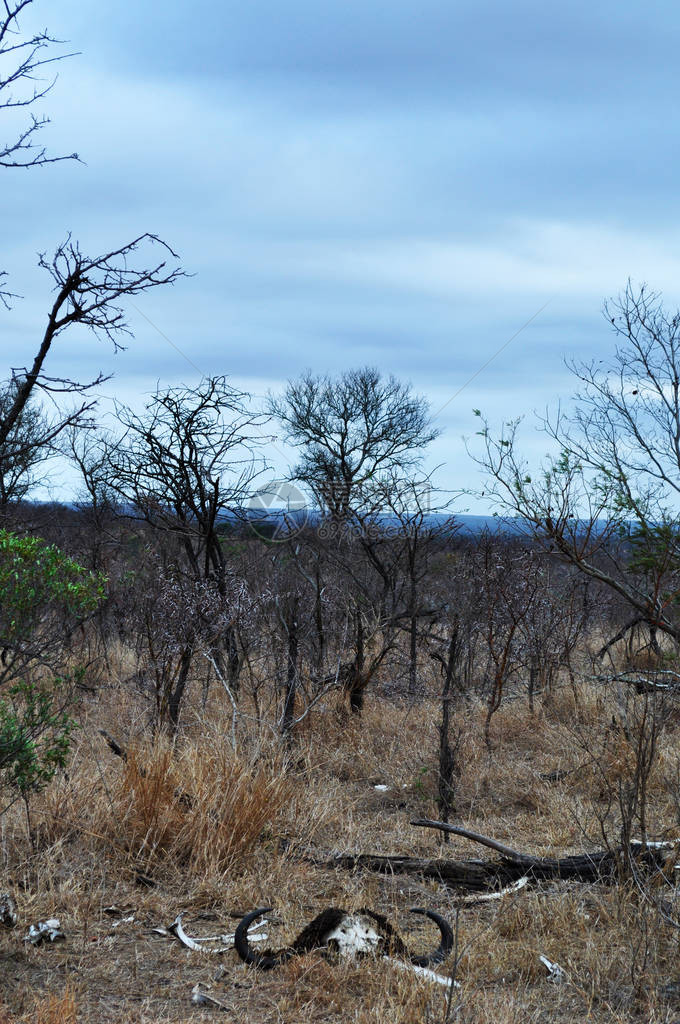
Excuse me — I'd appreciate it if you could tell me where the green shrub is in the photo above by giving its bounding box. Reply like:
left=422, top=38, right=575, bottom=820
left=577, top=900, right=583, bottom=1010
left=0, top=530, right=105, bottom=805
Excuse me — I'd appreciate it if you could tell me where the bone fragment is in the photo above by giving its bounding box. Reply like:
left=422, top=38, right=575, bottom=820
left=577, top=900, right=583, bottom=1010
left=386, top=957, right=460, bottom=988
left=190, top=984, right=230, bottom=1010
left=23, top=919, right=65, bottom=945
left=454, top=876, right=529, bottom=905
left=539, top=954, right=567, bottom=983
left=167, top=914, right=268, bottom=953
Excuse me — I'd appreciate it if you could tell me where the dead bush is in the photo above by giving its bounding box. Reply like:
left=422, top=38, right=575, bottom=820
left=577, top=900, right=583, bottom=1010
left=110, top=740, right=292, bottom=876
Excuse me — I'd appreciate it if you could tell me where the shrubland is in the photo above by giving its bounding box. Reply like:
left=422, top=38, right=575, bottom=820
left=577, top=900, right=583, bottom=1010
left=5, top=1, right=680, bottom=1018
left=2, top=507, right=680, bottom=1024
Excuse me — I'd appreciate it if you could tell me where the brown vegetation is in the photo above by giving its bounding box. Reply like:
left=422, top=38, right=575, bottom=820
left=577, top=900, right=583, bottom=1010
left=2, top=611, right=680, bottom=1023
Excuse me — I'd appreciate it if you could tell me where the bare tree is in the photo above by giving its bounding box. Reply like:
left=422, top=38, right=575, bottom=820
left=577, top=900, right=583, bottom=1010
left=1, top=0, right=78, bottom=170
left=99, top=377, right=266, bottom=711
left=120, top=558, right=247, bottom=736
left=0, top=234, right=183, bottom=512
left=269, top=368, right=441, bottom=713
left=269, top=367, right=440, bottom=524
left=2, top=4, right=184, bottom=477
left=476, top=538, right=538, bottom=745
left=425, top=544, right=485, bottom=829
left=471, top=283, right=680, bottom=651
left=106, top=377, right=265, bottom=584
left=2, top=235, right=184, bottom=453
left=436, top=621, right=464, bottom=834
left=373, top=475, right=458, bottom=696
left=1, top=0, right=79, bottom=308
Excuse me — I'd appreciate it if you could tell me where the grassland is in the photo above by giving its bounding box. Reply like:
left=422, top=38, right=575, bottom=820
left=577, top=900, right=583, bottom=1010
left=2, top=650, right=680, bottom=1024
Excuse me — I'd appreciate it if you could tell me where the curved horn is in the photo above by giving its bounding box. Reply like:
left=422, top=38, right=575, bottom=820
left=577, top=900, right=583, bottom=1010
left=408, top=908, right=454, bottom=967
left=234, top=908, right=294, bottom=971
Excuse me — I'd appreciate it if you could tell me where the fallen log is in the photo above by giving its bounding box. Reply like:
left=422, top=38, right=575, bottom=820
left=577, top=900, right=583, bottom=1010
left=324, top=853, right=513, bottom=891
left=322, top=849, right=609, bottom=891
left=314, top=823, right=674, bottom=895
left=411, top=819, right=670, bottom=882
left=595, top=670, right=680, bottom=695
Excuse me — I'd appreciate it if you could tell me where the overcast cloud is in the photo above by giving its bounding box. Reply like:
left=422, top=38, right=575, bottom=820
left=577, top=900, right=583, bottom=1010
left=4, top=0, right=680, bottom=508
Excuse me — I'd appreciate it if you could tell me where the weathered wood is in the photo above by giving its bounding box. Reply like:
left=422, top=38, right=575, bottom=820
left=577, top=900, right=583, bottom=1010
left=310, top=822, right=673, bottom=897
left=99, top=729, right=128, bottom=761
left=411, top=819, right=669, bottom=882
left=411, top=820, right=538, bottom=865
left=596, top=616, right=645, bottom=659
left=323, top=849, right=633, bottom=889
left=326, top=853, right=511, bottom=891
left=595, top=670, right=680, bottom=694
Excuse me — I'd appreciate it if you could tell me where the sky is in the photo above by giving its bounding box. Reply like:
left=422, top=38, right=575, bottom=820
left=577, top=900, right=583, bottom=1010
left=4, top=0, right=680, bottom=511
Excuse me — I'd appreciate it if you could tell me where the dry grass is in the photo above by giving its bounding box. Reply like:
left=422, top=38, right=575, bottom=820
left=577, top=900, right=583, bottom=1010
left=112, top=742, right=293, bottom=877
left=33, top=985, right=79, bottom=1024
left=3, top=656, right=680, bottom=1022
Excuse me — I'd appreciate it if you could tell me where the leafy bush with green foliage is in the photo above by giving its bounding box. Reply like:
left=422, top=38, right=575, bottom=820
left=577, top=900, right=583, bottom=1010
left=0, top=678, right=75, bottom=799
left=0, top=530, right=105, bottom=641
left=0, top=530, right=105, bottom=804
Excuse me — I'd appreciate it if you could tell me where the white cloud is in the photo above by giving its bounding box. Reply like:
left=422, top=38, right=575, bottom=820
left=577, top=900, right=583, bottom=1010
left=236, top=221, right=680, bottom=303
left=8, top=0, right=680, bottom=505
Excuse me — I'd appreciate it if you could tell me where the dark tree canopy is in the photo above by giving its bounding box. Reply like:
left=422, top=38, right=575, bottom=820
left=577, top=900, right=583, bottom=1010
left=0, top=381, right=51, bottom=508
left=269, top=367, right=439, bottom=521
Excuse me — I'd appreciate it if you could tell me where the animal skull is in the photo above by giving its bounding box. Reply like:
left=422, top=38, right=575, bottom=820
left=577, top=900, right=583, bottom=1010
left=234, top=905, right=453, bottom=971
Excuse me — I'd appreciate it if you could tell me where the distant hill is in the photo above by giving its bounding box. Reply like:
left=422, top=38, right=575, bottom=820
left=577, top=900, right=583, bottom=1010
left=23, top=500, right=526, bottom=537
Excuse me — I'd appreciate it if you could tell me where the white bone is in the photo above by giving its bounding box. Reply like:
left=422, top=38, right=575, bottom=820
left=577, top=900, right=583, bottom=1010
left=111, top=915, right=135, bottom=929
left=23, top=919, right=64, bottom=945
left=386, top=957, right=460, bottom=988
left=191, top=984, right=229, bottom=1009
left=167, top=914, right=268, bottom=953
left=325, top=914, right=382, bottom=956
left=539, top=954, right=567, bottom=983
left=455, top=875, right=529, bottom=905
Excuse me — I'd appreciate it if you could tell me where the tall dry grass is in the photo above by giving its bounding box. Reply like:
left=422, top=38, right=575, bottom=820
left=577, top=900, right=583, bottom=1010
left=4, top=664, right=680, bottom=1022
left=33, top=986, right=79, bottom=1024
left=103, top=739, right=294, bottom=878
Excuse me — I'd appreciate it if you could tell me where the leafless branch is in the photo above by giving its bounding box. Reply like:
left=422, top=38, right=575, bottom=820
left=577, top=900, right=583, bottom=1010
left=0, top=0, right=79, bottom=169
left=0, top=234, right=184, bottom=457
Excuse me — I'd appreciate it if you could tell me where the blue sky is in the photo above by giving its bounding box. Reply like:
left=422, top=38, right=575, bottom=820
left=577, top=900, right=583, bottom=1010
left=5, top=0, right=680, bottom=509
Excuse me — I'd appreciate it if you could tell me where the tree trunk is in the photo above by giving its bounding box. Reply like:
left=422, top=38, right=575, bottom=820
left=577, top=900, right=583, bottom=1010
left=408, top=575, right=418, bottom=698
left=226, top=624, right=241, bottom=695
left=281, top=600, right=299, bottom=736
left=348, top=608, right=365, bottom=714
left=314, top=563, right=325, bottom=678
left=438, top=623, right=460, bottom=834
left=168, top=645, right=193, bottom=735
left=528, top=653, right=538, bottom=714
